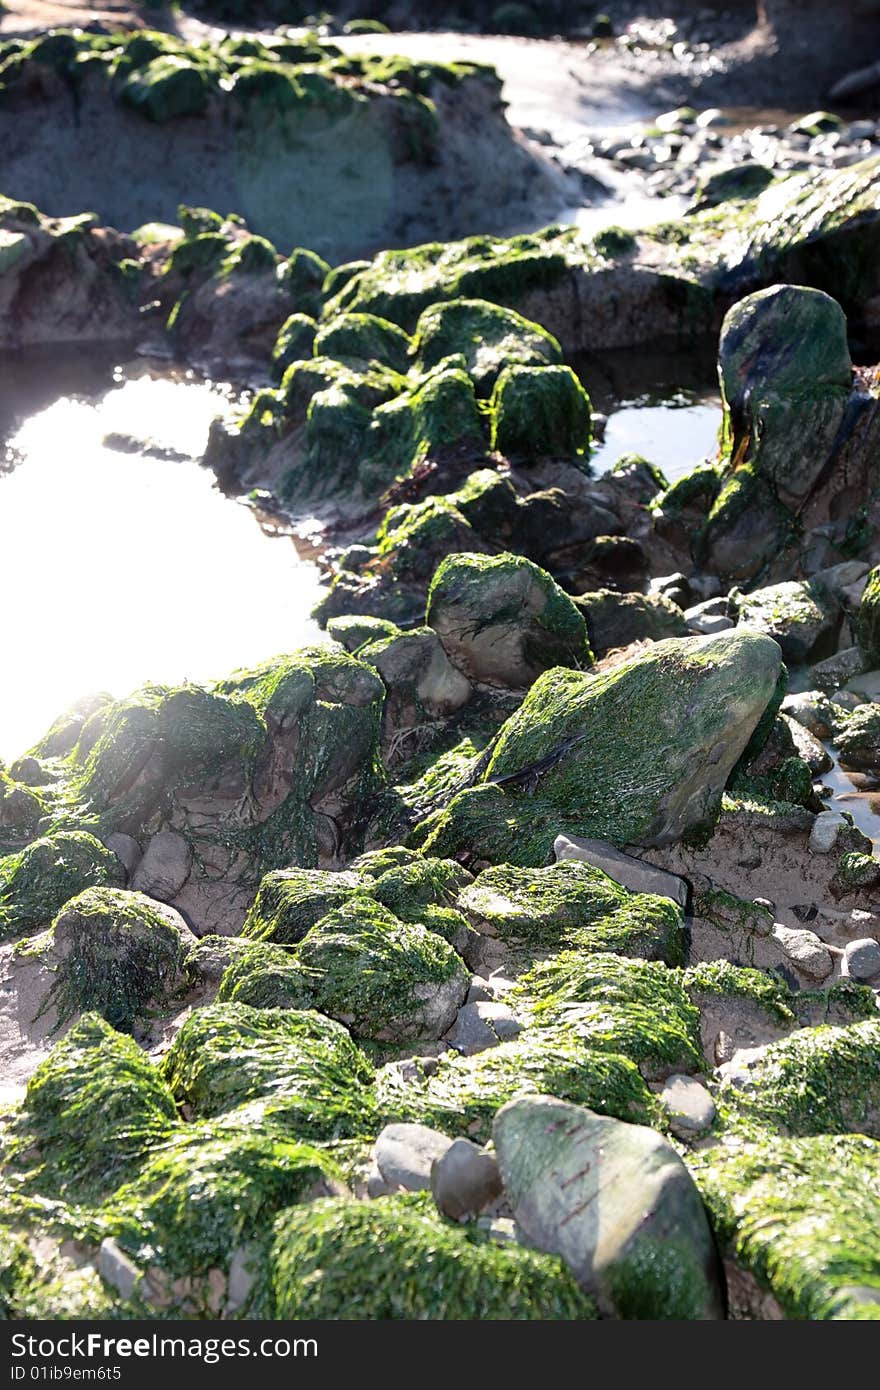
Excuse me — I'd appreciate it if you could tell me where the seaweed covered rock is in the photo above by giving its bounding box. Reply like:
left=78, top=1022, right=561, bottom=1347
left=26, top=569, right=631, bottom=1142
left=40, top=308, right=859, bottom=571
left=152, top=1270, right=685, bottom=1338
left=734, top=580, right=839, bottom=663
left=45, top=887, right=196, bottom=1032
left=161, top=1002, right=375, bottom=1140
left=0, top=831, right=125, bottom=940
left=857, top=564, right=880, bottom=665
left=493, top=1095, right=724, bottom=1319
left=835, top=704, right=880, bottom=769
left=412, top=298, right=561, bottom=395
left=119, top=56, right=211, bottom=123
left=692, top=1135, right=880, bottom=1319
left=459, top=861, right=686, bottom=964
left=285, top=896, right=469, bottom=1041
left=716, top=1020, right=880, bottom=1138
left=360, top=627, right=472, bottom=746
left=476, top=629, right=782, bottom=849
left=699, top=286, right=878, bottom=581
left=271, top=312, right=317, bottom=379
left=243, top=867, right=364, bottom=944
left=426, top=552, right=592, bottom=688
left=15, top=1014, right=176, bottom=1201
left=102, top=1122, right=343, bottom=1311
left=490, top=364, right=591, bottom=461
left=376, top=1025, right=659, bottom=1141
left=574, top=589, right=688, bottom=657
left=315, top=312, right=412, bottom=373
left=270, top=1194, right=595, bottom=1319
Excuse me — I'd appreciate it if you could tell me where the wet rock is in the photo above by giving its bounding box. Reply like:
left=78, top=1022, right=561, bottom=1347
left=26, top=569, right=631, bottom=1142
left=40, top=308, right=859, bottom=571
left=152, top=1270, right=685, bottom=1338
left=553, top=834, right=688, bottom=909
left=694, top=161, right=775, bottom=208
left=445, top=1000, right=522, bottom=1055
left=811, top=645, right=867, bottom=693
left=832, top=850, right=880, bottom=897
left=493, top=1095, right=723, bottom=1318
left=685, top=598, right=733, bottom=633
left=835, top=703, right=880, bottom=768
left=490, top=364, right=591, bottom=461
left=130, top=831, right=193, bottom=902
left=770, top=923, right=834, bottom=980
left=430, top=1137, right=502, bottom=1220
left=735, top=580, right=839, bottom=663
left=359, top=627, right=472, bottom=748
left=660, top=1074, right=716, bottom=1139
left=413, top=297, right=561, bottom=396
left=781, top=691, right=835, bottom=738
left=574, top=588, right=687, bottom=656
left=374, top=1122, right=453, bottom=1192
left=857, top=564, right=880, bottom=664
left=427, top=551, right=591, bottom=688
left=0, top=831, right=125, bottom=941
left=844, top=937, right=880, bottom=981
left=782, top=715, right=833, bottom=774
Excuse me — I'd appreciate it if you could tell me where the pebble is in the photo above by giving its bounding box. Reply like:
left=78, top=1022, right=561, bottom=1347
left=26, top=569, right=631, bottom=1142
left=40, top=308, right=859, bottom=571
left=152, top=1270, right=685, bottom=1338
left=374, top=1123, right=454, bottom=1192
left=771, top=923, right=834, bottom=980
left=809, top=810, right=847, bottom=854
left=553, top=833, right=689, bottom=907
left=445, top=1001, right=522, bottom=1055
left=660, top=1074, right=717, bottom=1138
left=430, top=1138, right=502, bottom=1221
left=685, top=598, right=733, bottom=633
left=131, top=830, right=193, bottom=901
left=105, top=832, right=143, bottom=878
left=843, top=937, right=880, bottom=982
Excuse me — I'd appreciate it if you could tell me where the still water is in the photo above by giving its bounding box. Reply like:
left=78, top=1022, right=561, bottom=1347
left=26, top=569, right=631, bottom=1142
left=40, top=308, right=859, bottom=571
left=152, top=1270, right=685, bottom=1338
left=0, top=369, right=325, bottom=761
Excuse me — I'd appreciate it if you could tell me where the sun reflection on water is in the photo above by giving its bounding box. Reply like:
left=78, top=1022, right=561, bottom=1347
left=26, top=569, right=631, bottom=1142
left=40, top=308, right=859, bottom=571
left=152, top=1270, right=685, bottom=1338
left=0, top=375, right=326, bottom=761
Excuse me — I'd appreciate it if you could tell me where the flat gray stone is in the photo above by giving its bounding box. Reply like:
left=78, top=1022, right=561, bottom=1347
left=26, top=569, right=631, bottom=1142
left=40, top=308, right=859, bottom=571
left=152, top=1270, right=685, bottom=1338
left=97, top=1238, right=142, bottom=1301
left=104, top=832, right=142, bottom=878
left=444, top=1001, right=522, bottom=1055
left=844, top=937, right=880, bottom=982
left=430, top=1138, right=502, bottom=1220
left=374, top=1122, right=453, bottom=1192
left=553, top=834, right=688, bottom=908
left=772, top=923, right=834, bottom=980
left=131, top=830, right=193, bottom=902
left=809, top=809, right=848, bottom=854
left=660, top=1074, right=716, bottom=1139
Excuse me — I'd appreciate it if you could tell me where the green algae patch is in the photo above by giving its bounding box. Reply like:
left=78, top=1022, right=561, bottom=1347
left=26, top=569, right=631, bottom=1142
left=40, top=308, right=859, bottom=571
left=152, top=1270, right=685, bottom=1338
left=490, top=363, right=592, bottom=461
left=683, top=959, right=795, bottom=1025
left=516, top=951, right=703, bottom=1078
left=412, top=297, right=561, bottom=395
left=691, top=1134, right=880, bottom=1319
left=857, top=563, right=880, bottom=663
left=717, top=1019, right=880, bottom=1138
left=119, top=55, right=212, bottom=123
left=101, top=1121, right=341, bottom=1297
left=291, top=896, right=468, bottom=1042
left=376, top=1025, right=660, bottom=1141
left=271, top=1192, right=595, bottom=1319
left=0, top=831, right=125, bottom=940
left=362, top=364, right=485, bottom=493
left=242, top=867, right=363, bottom=945
left=217, top=941, right=306, bottom=1010
left=271, top=311, right=317, bottom=379
left=161, top=1002, right=375, bottom=1141
left=14, top=1015, right=176, bottom=1203
left=315, top=312, right=412, bottom=373
left=45, top=887, right=192, bottom=1033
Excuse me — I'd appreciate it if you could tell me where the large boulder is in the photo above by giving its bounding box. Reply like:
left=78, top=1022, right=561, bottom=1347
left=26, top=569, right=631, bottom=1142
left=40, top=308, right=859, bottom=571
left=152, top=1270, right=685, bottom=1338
left=478, top=629, right=782, bottom=848
left=493, top=1095, right=724, bottom=1319
left=0, top=831, right=125, bottom=941
left=426, top=552, right=592, bottom=688
left=412, top=298, right=562, bottom=396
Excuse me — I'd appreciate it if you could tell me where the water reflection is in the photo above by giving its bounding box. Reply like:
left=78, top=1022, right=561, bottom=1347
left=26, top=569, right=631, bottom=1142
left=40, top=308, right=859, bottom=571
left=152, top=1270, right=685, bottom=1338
left=590, top=397, right=722, bottom=481
left=0, top=374, right=325, bottom=760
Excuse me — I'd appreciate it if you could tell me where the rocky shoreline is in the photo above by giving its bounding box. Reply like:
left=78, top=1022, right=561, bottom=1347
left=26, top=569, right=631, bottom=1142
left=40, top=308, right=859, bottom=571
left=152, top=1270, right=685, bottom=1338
left=1, top=17, right=879, bottom=1324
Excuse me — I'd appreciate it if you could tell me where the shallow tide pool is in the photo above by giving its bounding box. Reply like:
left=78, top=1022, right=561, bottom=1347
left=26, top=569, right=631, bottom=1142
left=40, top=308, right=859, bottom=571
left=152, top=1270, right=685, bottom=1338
left=0, top=371, right=325, bottom=761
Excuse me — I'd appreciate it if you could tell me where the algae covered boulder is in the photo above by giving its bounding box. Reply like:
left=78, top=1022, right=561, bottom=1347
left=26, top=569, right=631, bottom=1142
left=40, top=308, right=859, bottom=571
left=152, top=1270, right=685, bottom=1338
left=734, top=580, right=839, bottom=663
left=46, top=887, right=197, bottom=1033
left=270, top=1194, right=596, bottom=1319
left=412, top=297, right=561, bottom=395
left=161, top=1002, right=375, bottom=1140
left=493, top=1095, right=724, bottom=1319
left=119, top=56, right=212, bottom=123
left=574, top=589, right=688, bottom=657
left=288, top=896, right=469, bottom=1042
left=315, top=312, right=412, bottom=373
left=692, top=1134, right=880, bottom=1319
left=490, top=364, right=591, bottom=460
left=0, top=831, right=125, bottom=940
left=17, top=1014, right=176, bottom=1201
left=857, top=564, right=880, bottom=665
left=479, top=629, right=782, bottom=847
left=426, top=552, right=592, bottom=688
left=242, top=867, right=364, bottom=944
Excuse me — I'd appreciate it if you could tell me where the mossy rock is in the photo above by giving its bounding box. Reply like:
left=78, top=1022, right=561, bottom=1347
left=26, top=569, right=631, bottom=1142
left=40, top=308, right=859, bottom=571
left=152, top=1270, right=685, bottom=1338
left=575, top=589, right=688, bottom=656
left=326, top=614, right=399, bottom=653
left=315, top=312, right=412, bottom=373
left=836, top=702, right=880, bottom=770
left=119, top=55, right=212, bottom=122
left=490, top=363, right=591, bottom=461
left=0, top=831, right=125, bottom=940
left=271, top=312, right=317, bottom=379
left=376, top=1024, right=660, bottom=1140
left=695, top=162, right=775, bottom=208
left=373, top=496, right=488, bottom=584
left=412, top=297, right=561, bottom=396
left=242, top=867, right=363, bottom=944
left=270, top=1193, right=596, bottom=1318
left=426, top=551, right=592, bottom=688
left=291, top=896, right=469, bottom=1042
left=857, top=564, right=880, bottom=665
left=362, top=365, right=485, bottom=494
left=45, top=887, right=195, bottom=1033
left=479, top=630, right=782, bottom=847
left=692, top=1134, right=880, bottom=1319
left=15, top=1014, right=176, bottom=1202
left=717, top=1020, right=880, bottom=1138
left=733, top=579, right=838, bottom=663
left=278, top=247, right=331, bottom=317
left=516, top=951, right=703, bottom=1078
left=161, top=1002, right=376, bottom=1141
left=102, top=1120, right=342, bottom=1296
left=217, top=940, right=306, bottom=1010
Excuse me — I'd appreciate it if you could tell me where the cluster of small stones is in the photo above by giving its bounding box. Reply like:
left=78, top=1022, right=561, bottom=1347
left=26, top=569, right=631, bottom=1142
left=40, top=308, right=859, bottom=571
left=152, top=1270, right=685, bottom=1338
left=0, top=21, right=880, bottom=1326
